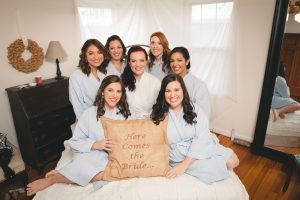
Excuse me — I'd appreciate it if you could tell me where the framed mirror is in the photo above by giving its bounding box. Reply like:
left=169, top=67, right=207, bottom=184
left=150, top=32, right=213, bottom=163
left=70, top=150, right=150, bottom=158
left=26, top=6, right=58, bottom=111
left=251, top=0, right=291, bottom=163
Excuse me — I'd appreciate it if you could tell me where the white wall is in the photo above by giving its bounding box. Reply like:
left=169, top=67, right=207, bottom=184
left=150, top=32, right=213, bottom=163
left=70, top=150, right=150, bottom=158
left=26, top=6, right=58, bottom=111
left=0, top=0, right=80, bottom=146
left=0, top=0, right=276, bottom=147
left=210, top=0, right=275, bottom=142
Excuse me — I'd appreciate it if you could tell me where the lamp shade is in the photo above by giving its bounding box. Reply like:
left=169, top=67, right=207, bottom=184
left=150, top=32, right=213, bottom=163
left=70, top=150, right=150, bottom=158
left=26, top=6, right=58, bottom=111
left=45, top=41, right=67, bottom=60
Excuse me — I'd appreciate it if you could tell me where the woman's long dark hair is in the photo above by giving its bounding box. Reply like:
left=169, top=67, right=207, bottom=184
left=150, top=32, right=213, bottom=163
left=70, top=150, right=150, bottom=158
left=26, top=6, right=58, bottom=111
left=78, top=39, right=109, bottom=76
left=278, top=62, right=285, bottom=78
left=121, top=46, right=148, bottom=91
left=148, top=32, right=170, bottom=72
left=151, top=74, right=197, bottom=125
left=94, top=75, right=131, bottom=119
left=101, top=35, right=127, bottom=75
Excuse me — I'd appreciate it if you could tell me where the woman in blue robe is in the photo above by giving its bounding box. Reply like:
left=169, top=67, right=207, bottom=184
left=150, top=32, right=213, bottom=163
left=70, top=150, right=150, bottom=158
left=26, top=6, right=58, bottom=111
left=151, top=74, right=239, bottom=184
left=167, top=47, right=211, bottom=119
left=102, top=35, right=127, bottom=77
left=27, top=75, right=131, bottom=196
left=271, top=63, right=300, bottom=121
left=147, top=32, right=171, bottom=81
left=69, top=39, right=109, bottom=120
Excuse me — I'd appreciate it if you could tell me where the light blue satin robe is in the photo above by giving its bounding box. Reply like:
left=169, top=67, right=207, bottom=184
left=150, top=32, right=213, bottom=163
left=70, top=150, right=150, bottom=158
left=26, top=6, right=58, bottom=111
left=147, top=59, right=169, bottom=81
left=59, top=106, right=127, bottom=187
left=184, top=73, right=211, bottom=119
left=271, top=76, right=297, bottom=109
left=69, top=69, right=105, bottom=119
left=167, top=105, right=233, bottom=184
left=105, top=61, right=126, bottom=77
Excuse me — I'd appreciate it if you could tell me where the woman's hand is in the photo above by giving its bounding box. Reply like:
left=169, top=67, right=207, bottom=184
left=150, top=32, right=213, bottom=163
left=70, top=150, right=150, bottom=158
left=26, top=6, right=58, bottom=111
left=166, top=163, right=187, bottom=179
left=92, top=138, right=116, bottom=152
left=166, top=157, right=195, bottom=179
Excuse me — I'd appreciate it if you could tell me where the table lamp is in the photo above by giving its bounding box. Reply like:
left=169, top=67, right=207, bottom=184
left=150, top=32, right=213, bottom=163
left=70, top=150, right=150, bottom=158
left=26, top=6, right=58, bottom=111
left=45, top=41, right=67, bottom=80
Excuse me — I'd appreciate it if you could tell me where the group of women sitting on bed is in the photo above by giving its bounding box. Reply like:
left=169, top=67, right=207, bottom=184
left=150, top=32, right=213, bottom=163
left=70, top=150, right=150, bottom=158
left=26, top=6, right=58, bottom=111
left=26, top=32, right=239, bottom=196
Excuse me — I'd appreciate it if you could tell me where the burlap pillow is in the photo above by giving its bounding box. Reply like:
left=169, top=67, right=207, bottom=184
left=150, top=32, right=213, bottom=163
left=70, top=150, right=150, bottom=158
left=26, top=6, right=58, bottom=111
left=101, top=116, right=169, bottom=180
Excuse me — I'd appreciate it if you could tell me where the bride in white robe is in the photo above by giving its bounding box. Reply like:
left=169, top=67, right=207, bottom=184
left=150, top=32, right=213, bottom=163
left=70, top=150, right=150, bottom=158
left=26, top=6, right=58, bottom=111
left=121, top=45, right=161, bottom=119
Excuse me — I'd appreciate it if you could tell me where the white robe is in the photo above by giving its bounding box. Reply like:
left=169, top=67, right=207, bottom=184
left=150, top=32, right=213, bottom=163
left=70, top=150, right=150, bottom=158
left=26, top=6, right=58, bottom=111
left=126, top=72, right=161, bottom=119
left=69, top=69, right=105, bottom=119
left=105, top=61, right=126, bottom=77
left=59, top=106, right=127, bottom=187
left=184, top=73, right=211, bottom=119
left=147, top=58, right=169, bottom=81
left=167, top=105, right=233, bottom=184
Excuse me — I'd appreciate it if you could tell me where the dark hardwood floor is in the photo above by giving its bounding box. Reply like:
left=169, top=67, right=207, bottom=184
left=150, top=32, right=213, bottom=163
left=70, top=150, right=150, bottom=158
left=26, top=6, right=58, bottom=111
left=0, top=135, right=299, bottom=200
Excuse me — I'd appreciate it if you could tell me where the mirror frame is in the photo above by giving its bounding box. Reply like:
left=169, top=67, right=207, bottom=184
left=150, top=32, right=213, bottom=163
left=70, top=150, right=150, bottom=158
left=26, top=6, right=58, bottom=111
left=251, top=0, right=289, bottom=163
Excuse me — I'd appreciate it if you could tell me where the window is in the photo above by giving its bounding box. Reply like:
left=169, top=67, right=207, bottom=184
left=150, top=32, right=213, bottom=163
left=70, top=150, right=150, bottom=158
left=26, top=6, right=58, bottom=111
left=190, top=1, right=234, bottom=48
left=78, top=7, right=112, bottom=26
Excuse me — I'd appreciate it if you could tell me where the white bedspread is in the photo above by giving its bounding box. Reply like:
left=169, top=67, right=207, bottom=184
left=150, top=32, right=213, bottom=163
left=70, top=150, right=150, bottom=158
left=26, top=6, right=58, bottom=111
left=33, top=171, right=248, bottom=200
left=33, top=134, right=248, bottom=200
left=267, top=110, right=300, bottom=137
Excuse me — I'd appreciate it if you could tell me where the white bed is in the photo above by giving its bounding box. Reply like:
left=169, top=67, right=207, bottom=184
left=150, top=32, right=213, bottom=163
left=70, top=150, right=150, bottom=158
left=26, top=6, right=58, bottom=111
left=265, top=110, right=300, bottom=147
left=33, top=135, right=249, bottom=200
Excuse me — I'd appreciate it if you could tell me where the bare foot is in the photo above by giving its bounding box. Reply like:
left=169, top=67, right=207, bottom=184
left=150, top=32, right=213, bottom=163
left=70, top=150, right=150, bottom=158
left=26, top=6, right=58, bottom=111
left=91, top=171, right=104, bottom=182
left=272, top=109, right=278, bottom=122
left=45, top=170, right=58, bottom=178
left=27, top=178, right=52, bottom=196
left=279, top=112, right=285, bottom=119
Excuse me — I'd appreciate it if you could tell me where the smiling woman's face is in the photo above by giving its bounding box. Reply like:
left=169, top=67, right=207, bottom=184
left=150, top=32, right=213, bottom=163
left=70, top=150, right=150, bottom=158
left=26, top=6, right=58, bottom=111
left=86, top=44, right=104, bottom=69
left=108, top=40, right=123, bottom=61
left=170, top=52, right=188, bottom=77
left=129, top=51, right=146, bottom=79
left=165, top=80, right=183, bottom=111
left=103, top=82, right=122, bottom=111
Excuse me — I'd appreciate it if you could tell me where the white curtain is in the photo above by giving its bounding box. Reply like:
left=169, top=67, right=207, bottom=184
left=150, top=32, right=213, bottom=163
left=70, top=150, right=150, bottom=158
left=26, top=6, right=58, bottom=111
left=75, top=0, right=237, bottom=122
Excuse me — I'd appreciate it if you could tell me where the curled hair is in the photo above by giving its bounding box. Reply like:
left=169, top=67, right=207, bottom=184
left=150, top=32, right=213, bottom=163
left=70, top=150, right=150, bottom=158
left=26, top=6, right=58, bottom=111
left=151, top=74, right=197, bottom=125
left=101, top=35, right=127, bottom=75
left=149, top=32, right=170, bottom=72
left=94, top=75, right=131, bottom=119
left=167, top=47, right=191, bottom=72
left=77, top=39, right=109, bottom=76
left=121, top=46, right=148, bottom=91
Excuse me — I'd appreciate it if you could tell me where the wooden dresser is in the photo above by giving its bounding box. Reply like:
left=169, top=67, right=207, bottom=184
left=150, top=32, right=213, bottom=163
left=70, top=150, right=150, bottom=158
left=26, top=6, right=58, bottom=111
left=6, top=77, right=76, bottom=171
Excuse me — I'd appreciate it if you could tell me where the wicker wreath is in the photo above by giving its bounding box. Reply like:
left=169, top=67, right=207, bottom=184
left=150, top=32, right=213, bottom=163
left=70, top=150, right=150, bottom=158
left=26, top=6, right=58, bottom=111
left=7, top=39, right=44, bottom=73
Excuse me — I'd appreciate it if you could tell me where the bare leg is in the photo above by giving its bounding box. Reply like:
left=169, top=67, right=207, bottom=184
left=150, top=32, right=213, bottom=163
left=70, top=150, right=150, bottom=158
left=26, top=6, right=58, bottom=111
left=277, top=103, right=300, bottom=118
left=272, top=109, right=278, bottom=122
left=27, top=173, right=72, bottom=196
left=45, top=170, right=59, bottom=178
left=226, top=153, right=239, bottom=170
left=91, top=171, right=104, bottom=182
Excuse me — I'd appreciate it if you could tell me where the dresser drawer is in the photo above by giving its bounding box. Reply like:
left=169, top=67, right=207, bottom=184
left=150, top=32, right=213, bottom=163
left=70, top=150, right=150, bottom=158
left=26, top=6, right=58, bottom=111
left=33, top=127, right=72, bottom=148
left=29, top=108, right=74, bottom=132
left=17, top=79, right=70, bottom=119
left=36, top=139, right=66, bottom=164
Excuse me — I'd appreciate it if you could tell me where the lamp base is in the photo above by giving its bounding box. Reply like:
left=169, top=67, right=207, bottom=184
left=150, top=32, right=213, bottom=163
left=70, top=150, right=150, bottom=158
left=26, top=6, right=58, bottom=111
left=55, top=76, right=64, bottom=80
left=55, top=59, right=64, bottom=80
